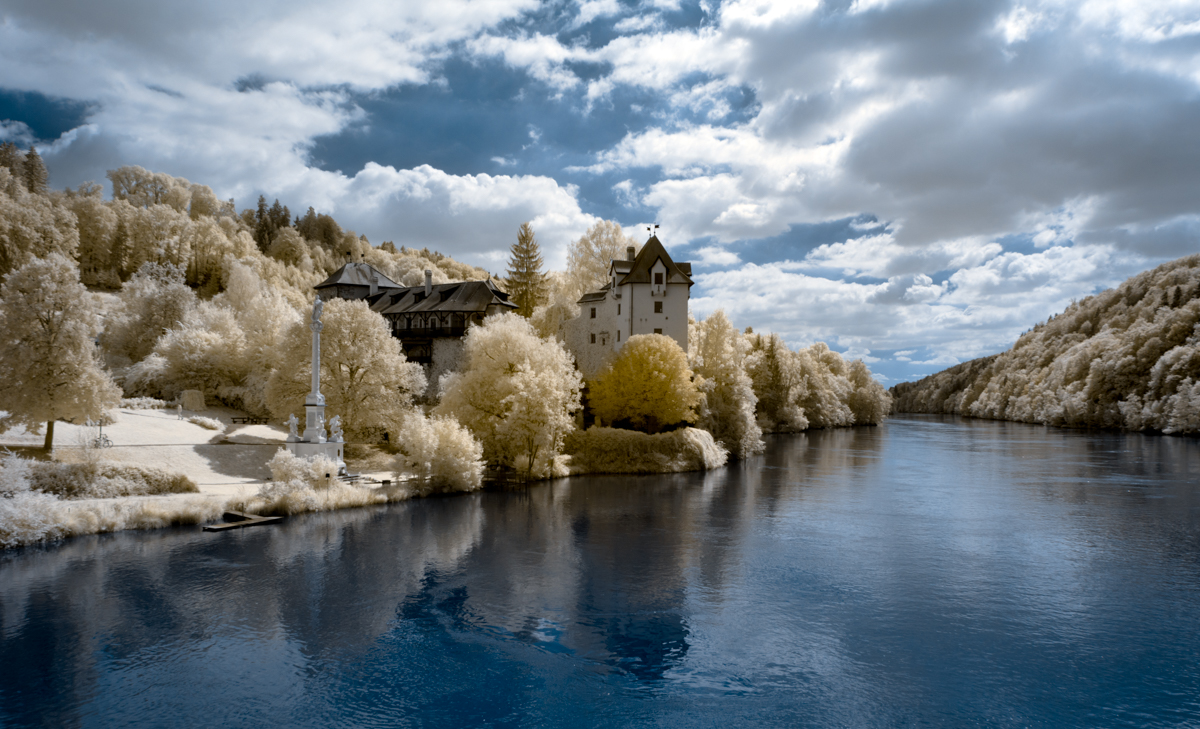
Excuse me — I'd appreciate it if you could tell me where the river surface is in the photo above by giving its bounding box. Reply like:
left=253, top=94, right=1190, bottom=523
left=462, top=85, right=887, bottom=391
left=2, top=415, right=1200, bottom=728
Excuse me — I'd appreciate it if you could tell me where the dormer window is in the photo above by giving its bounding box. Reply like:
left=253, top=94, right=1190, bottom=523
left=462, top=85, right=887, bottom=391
left=654, top=272, right=663, bottom=285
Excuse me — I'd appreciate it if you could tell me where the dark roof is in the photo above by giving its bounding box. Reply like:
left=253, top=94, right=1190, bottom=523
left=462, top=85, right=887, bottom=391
left=369, top=278, right=517, bottom=316
left=615, top=235, right=693, bottom=286
left=314, top=262, right=404, bottom=291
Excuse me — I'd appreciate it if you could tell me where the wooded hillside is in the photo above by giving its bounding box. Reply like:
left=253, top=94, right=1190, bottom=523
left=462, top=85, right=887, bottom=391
left=891, top=254, right=1200, bottom=433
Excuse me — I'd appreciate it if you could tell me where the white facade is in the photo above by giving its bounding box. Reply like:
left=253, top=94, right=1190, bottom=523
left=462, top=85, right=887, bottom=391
left=562, top=236, right=693, bottom=379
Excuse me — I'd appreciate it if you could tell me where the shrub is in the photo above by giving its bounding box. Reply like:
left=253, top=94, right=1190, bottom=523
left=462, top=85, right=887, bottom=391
left=0, top=452, right=208, bottom=548
left=29, top=461, right=199, bottom=499
left=393, top=412, right=484, bottom=495
left=120, top=397, right=170, bottom=410
left=563, top=426, right=728, bottom=475
left=238, top=449, right=392, bottom=517
left=187, top=415, right=222, bottom=430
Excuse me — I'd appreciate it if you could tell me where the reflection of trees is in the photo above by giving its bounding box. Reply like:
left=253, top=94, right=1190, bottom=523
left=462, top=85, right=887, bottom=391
left=11, top=416, right=1196, bottom=721
left=0, top=497, right=484, bottom=726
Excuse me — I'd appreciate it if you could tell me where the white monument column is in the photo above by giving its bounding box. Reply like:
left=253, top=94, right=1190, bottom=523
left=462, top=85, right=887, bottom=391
left=286, top=297, right=345, bottom=473
left=303, top=298, right=327, bottom=444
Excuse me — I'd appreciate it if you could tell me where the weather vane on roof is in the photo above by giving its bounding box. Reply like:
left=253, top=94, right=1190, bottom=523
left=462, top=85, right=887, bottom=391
left=646, top=223, right=659, bottom=237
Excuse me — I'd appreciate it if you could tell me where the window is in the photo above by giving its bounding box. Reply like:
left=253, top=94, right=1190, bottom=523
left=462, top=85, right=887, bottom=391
left=654, top=301, right=663, bottom=313
left=654, top=272, right=663, bottom=285
left=617, top=304, right=620, bottom=315
left=654, top=328, right=662, bottom=335
left=617, top=331, right=620, bottom=341
left=590, top=307, right=596, bottom=319
left=591, top=333, right=596, bottom=344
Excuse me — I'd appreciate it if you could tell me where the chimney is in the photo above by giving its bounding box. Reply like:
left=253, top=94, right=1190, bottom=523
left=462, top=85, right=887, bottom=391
left=424, top=269, right=432, bottom=296
left=626, top=246, right=635, bottom=261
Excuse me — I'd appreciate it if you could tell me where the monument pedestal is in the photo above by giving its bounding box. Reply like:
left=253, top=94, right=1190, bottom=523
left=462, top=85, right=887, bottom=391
left=286, top=439, right=345, bottom=471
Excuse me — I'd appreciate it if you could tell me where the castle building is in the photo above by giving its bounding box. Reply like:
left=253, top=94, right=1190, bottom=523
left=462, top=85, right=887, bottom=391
left=562, top=235, right=693, bottom=379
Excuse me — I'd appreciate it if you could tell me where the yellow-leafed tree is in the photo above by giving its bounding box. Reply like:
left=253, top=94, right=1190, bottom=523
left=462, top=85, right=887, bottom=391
left=589, top=333, right=701, bottom=433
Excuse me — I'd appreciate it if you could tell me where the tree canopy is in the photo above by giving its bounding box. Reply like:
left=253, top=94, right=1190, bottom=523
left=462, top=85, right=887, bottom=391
left=266, top=298, right=425, bottom=439
left=689, top=310, right=763, bottom=458
left=589, top=333, right=701, bottom=433
left=0, top=254, right=120, bottom=450
left=435, top=313, right=581, bottom=480
left=566, top=219, right=640, bottom=293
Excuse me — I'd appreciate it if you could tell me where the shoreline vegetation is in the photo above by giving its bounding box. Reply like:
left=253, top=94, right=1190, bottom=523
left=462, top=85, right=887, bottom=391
left=0, top=158, right=892, bottom=549
left=891, top=253, right=1200, bottom=434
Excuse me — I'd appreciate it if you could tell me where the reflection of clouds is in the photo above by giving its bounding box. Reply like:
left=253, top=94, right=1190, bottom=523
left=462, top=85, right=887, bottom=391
left=0, top=497, right=486, bottom=724
left=5, top=420, right=1200, bottom=723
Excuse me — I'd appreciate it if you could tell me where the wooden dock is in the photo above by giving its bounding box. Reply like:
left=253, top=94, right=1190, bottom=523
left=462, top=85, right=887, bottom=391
left=202, top=511, right=284, bottom=532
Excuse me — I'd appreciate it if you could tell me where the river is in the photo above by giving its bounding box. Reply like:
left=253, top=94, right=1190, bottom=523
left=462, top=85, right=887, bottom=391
left=2, top=415, right=1199, bottom=727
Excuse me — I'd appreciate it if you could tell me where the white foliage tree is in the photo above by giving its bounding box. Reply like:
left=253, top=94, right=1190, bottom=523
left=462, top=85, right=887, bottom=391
left=0, top=254, right=120, bottom=450
left=689, top=311, right=764, bottom=458
left=100, top=262, right=197, bottom=367
left=566, top=219, right=640, bottom=293
left=0, top=168, right=79, bottom=278
left=393, top=412, right=485, bottom=495
left=746, top=332, right=890, bottom=431
left=266, top=298, right=425, bottom=439
left=435, top=313, right=582, bottom=480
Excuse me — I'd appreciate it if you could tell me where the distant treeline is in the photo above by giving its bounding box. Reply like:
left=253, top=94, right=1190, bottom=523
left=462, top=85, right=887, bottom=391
left=891, top=254, right=1200, bottom=434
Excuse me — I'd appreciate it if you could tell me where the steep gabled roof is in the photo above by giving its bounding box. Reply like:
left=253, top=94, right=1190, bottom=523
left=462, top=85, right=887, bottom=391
left=371, top=278, right=517, bottom=316
left=615, top=235, right=693, bottom=286
left=314, top=262, right=404, bottom=291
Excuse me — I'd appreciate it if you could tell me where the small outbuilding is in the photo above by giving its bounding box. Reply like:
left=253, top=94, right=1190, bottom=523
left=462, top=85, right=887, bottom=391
left=314, top=261, right=405, bottom=301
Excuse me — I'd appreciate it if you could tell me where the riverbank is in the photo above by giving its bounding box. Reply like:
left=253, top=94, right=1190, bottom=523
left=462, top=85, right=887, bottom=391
left=0, top=405, right=408, bottom=548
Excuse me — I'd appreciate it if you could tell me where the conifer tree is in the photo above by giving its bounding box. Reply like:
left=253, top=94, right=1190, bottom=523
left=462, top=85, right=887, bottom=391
left=253, top=195, right=270, bottom=251
left=0, top=142, right=21, bottom=181
left=108, top=216, right=129, bottom=277
left=505, top=222, right=545, bottom=318
left=0, top=254, right=120, bottom=451
left=21, top=147, right=47, bottom=195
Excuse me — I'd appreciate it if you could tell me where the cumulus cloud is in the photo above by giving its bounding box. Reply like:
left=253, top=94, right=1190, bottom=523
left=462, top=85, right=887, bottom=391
left=2, top=0, right=601, bottom=267
left=690, top=242, right=1147, bottom=379
left=5, top=0, right=1200, bottom=382
left=334, top=164, right=596, bottom=268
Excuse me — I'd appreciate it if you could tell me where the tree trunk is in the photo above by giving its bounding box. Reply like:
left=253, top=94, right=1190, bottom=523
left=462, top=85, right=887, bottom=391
left=43, top=420, right=54, bottom=452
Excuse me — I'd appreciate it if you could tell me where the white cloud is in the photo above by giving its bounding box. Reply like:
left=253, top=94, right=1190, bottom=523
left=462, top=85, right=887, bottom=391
left=690, top=241, right=1146, bottom=375
left=0, top=120, right=36, bottom=146
left=788, top=233, right=1002, bottom=279
left=693, top=246, right=741, bottom=267
left=332, top=164, right=596, bottom=269
left=574, top=0, right=623, bottom=28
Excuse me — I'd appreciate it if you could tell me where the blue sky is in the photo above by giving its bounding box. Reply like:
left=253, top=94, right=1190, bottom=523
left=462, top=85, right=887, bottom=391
left=2, top=0, right=1199, bottom=383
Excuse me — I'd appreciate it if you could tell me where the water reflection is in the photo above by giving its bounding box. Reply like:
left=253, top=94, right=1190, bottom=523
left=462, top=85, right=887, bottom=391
left=2, top=416, right=1200, bottom=727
